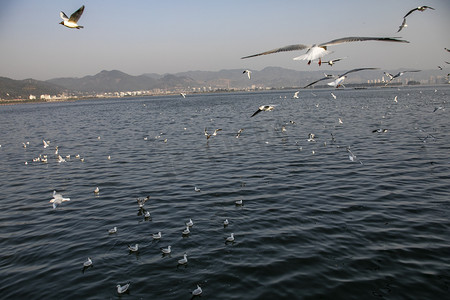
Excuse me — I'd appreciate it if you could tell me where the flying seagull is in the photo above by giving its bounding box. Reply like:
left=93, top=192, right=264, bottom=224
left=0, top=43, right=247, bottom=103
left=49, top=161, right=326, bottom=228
left=243, top=70, right=252, bottom=79
left=60, top=5, right=85, bottom=29
left=322, top=57, right=346, bottom=66
left=50, top=190, right=70, bottom=209
left=293, top=91, right=299, bottom=99
left=397, top=6, right=435, bottom=32
left=445, top=48, right=450, bottom=53
left=251, top=105, right=275, bottom=117
left=384, top=70, right=421, bottom=85
left=302, top=68, right=379, bottom=89
left=241, top=36, right=408, bottom=65
left=180, top=92, right=186, bottom=98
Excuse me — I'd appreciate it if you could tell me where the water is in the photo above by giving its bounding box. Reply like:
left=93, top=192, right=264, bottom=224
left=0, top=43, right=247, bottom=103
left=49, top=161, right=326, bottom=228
left=0, top=86, right=449, bottom=299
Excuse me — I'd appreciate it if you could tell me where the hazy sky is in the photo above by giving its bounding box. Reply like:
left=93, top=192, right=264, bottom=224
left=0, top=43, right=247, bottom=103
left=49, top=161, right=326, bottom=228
left=1, top=0, right=449, bottom=80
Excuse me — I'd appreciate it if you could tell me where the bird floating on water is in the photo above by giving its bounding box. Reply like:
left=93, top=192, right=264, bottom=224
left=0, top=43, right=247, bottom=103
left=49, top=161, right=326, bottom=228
left=235, top=199, right=243, bottom=206
left=161, top=245, right=171, bottom=254
left=60, top=5, right=85, bottom=29
left=83, top=257, right=92, bottom=267
left=194, top=186, right=201, bottom=192
left=226, top=233, right=235, bottom=243
left=241, top=36, right=408, bottom=65
left=182, top=226, right=190, bottom=235
left=397, top=6, right=435, bottom=32
left=251, top=105, right=275, bottom=117
left=152, top=232, right=162, bottom=240
left=50, top=190, right=70, bottom=209
left=128, top=244, right=139, bottom=252
left=224, top=219, right=229, bottom=226
left=243, top=69, right=252, bottom=79
left=137, top=196, right=150, bottom=208
left=293, top=91, right=299, bottom=99
left=186, top=219, right=194, bottom=227
left=108, top=227, right=117, bottom=234
left=94, top=187, right=100, bottom=194
left=178, top=253, right=188, bottom=265
left=117, top=282, right=130, bottom=294
left=192, top=284, right=202, bottom=296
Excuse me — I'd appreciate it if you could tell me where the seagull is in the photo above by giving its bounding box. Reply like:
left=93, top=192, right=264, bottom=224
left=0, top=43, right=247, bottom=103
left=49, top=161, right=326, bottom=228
left=251, top=105, right=275, bottom=117
left=83, top=257, right=93, bottom=267
left=445, top=48, right=450, bottom=52
left=394, top=96, right=398, bottom=102
left=243, top=70, right=252, bottom=79
left=293, top=91, right=299, bottom=99
left=338, top=118, right=343, bottom=124
left=180, top=93, right=186, bottom=98
left=241, top=36, right=408, bottom=65
left=137, top=195, right=150, bottom=207
left=303, top=68, right=379, bottom=88
left=57, top=155, right=66, bottom=163
left=152, top=232, right=162, bottom=240
left=235, top=199, right=243, bottom=206
left=384, top=70, right=421, bottom=85
left=397, top=6, right=435, bottom=32
left=50, top=190, right=70, bottom=209
left=108, top=227, right=117, bottom=234
left=433, top=106, right=444, bottom=112
left=347, top=147, right=363, bottom=165
left=194, top=186, right=201, bottom=192
left=128, top=244, right=139, bottom=252
left=178, top=253, right=188, bottom=265
left=235, top=128, right=244, bottom=138
left=226, top=233, right=235, bottom=243
left=186, top=219, right=194, bottom=227
left=307, top=133, right=316, bottom=142
left=161, top=245, right=171, bottom=254
left=224, top=219, right=229, bottom=226
left=60, top=5, right=85, bottom=29
left=94, top=187, right=100, bottom=194
left=192, top=285, right=202, bottom=296
left=372, top=128, right=388, bottom=133
left=117, top=282, right=131, bottom=294
left=322, top=57, right=346, bottom=66
left=182, top=226, right=190, bottom=235
left=144, top=210, right=151, bottom=218
left=204, top=128, right=222, bottom=140
left=43, top=139, right=50, bottom=148
left=331, top=92, right=337, bottom=99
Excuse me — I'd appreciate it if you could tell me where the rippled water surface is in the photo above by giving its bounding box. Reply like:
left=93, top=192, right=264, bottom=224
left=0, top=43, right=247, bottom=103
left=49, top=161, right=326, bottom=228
left=0, top=86, right=449, bottom=299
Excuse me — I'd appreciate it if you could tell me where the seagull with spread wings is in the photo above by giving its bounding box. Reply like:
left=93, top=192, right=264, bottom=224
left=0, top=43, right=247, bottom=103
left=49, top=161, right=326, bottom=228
left=384, top=70, right=421, bottom=85
left=397, top=6, right=435, bottom=32
left=302, top=68, right=379, bottom=89
left=241, top=36, right=408, bottom=66
left=60, top=5, right=85, bottom=29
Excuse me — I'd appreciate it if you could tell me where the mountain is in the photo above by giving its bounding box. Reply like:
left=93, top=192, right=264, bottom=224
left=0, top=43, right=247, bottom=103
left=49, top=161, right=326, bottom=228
left=0, top=77, right=66, bottom=100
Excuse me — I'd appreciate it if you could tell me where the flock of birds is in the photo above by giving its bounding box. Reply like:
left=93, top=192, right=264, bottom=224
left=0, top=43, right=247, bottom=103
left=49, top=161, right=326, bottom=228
left=39, top=3, right=446, bottom=297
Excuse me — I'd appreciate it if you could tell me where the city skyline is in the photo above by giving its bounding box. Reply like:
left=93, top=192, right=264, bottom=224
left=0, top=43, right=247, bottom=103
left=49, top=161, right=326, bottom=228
left=1, top=0, right=449, bottom=81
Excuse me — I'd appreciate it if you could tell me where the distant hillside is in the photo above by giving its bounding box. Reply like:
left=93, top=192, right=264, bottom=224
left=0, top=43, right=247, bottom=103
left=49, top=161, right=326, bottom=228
left=0, top=77, right=66, bottom=100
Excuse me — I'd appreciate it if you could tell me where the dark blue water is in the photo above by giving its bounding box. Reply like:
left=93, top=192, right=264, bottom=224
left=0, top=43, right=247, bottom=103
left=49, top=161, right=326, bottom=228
left=0, top=86, right=449, bottom=299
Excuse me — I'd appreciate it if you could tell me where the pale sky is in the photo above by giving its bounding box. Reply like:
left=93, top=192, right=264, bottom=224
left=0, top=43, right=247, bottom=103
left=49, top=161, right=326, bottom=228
left=0, top=0, right=449, bottom=80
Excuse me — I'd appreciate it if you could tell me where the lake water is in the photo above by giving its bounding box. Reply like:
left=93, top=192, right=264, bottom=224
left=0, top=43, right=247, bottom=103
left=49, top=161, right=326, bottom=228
left=0, top=86, right=449, bottom=299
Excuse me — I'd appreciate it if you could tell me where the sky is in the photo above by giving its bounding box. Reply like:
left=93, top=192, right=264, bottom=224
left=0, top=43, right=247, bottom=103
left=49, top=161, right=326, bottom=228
left=0, top=0, right=449, bottom=80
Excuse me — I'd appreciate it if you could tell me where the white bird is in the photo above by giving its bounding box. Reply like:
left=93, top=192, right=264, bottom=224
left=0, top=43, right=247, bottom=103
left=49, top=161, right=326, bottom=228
left=152, top=232, right=162, bottom=240
left=235, top=128, right=244, bottom=138
left=60, top=5, right=85, bottom=29
left=94, top=187, right=100, bottom=194
left=194, top=186, right=201, bottom=192
left=293, top=91, right=299, bottom=99
left=394, top=96, right=398, bottom=103
left=186, top=219, right=194, bottom=227
left=307, top=133, right=316, bottom=142
left=321, top=57, right=346, bottom=66
left=108, top=227, right=117, bottom=234
left=204, top=128, right=222, bottom=140
left=224, top=219, right=229, bottom=226
left=384, top=70, right=421, bottom=85
left=347, top=147, right=363, bottom=165
left=226, top=233, right=235, bottom=242
left=49, top=190, right=70, bottom=209
left=180, top=92, right=186, bottom=98
left=178, top=253, right=188, bottom=265
left=338, top=118, right=343, bottom=124
left=251, top=105, right=275, bottom=117
left=243, top=69, right=252, bottom=79
left=83, top=257, right=92, bottom=267
left=161, top=245, right=171, bottom=254
left=43, top=139, right=50, bottom=148
left=192, top=285, right=202, bottom=296
left=144, top=210, right=151, bottom=218
left=57, top=155, right=66, bottom=163
left=303, top=68, right=379, bottom=89
left=54, top=146, right=59, bottom=155
left=182, top=226, right=190, bottom=235
left=128, top=244, right=139, bottom=252
left=117, top=282, right=131, bottom=294
left=242, top=36, right=408, bottom=65
left=331, top=92, right=337, bottom=99
left=397, top=6, right=435, bottom=32
left=235, top=199, right=243, bottom=206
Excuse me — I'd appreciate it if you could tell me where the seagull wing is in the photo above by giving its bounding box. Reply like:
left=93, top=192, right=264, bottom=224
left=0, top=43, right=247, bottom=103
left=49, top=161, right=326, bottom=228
left=403, top=70, right=421, bottom=73
left=241, top=44, right=310, bottom=59
left=251, top=109, right=262, bottom=117
left=302, top=77, right=330, bottom=88
left=319, top=36, right=409, bottom=47
left=339, top=67, right=379, bottom=77
left=60, top=11, right=69, bottom=21
left=69, top=5, right=85, bottom=23
left=403, top=7, right=419, bottom=18
left=397, top=18, right=407, bottom=32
